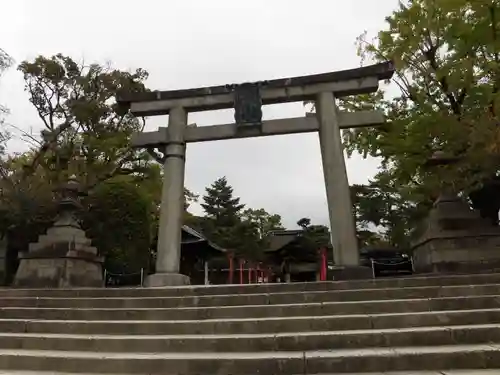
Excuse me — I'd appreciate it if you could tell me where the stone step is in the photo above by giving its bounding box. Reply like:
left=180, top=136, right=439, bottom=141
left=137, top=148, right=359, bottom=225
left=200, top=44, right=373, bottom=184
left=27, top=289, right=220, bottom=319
left=329, top=373, right=500, bottom=375
left=0, top=372, right=496, bottom=375
left=0, top=324, right=496, bottom=353
left=1, top=295, right=499, bottom=321
left=0, top=371, right=498, bottom=375
left=0, top=344, right=497, bottom=373
left=3, top=272, right=500, bottom=298
left=0, top=284, right=498, bottom=309
left=2, top=308, right=500, bottom=335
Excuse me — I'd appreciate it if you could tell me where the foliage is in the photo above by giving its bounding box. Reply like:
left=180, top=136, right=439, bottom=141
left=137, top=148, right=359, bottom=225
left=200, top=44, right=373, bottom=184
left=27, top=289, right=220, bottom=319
left=240, top=208, right=284, bottom=239
left=83, top=176, right=154, bottom=273
left=199, top=177, right=253, bottom=256
left=184, top=188, right=199, bottom=210
left=0, top=49, right=12, bottom=74
left=0, top=54, right=160, bottom=278
left=0, top=48, right=13, bottom=154
left=345, top=0, right=500, bottom=186
left=201, top=177, right=245, bottom=227
left=295, top=218, right=331, bottom=261
left=350, top=183, right=431, bottom=248
left=337, top=0, right=500, bottom=244
left=0, top=48, right=13, bottom=115
left=17, top=54, right=150, bottom=187
left=198, top=177, right=284, bottom=259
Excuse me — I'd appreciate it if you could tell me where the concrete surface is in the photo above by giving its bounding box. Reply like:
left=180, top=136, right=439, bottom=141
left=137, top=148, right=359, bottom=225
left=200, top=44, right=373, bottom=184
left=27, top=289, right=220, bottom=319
left=0, top=274, right=497, bottom=372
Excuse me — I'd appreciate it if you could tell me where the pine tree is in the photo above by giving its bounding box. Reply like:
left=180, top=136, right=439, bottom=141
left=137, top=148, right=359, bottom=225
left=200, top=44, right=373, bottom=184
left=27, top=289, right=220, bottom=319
left=201, top=177, right=245, bottom=227
left=199, top=177, right=263, bottom=258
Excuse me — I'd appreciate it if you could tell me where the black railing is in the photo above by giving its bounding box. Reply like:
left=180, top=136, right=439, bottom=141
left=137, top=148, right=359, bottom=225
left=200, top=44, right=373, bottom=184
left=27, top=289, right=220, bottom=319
left=370, top=257, right=414, bottom=278
left=103, top=268, right=145, bottom=287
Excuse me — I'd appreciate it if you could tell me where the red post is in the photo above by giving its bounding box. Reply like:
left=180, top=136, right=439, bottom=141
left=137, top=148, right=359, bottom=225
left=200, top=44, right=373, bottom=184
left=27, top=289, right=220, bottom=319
left=248, top=265, right=252, bottom=284
left=320, top=247, right=327, bottom=281
left=239, top=259, right=243, bottom=285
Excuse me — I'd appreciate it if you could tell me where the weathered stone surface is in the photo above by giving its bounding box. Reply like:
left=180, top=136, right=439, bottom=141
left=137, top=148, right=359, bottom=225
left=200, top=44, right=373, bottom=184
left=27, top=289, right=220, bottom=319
left=0, top=294, right=498, bottom=321
left=144, top=273, right=190, bottom=287
left=14, top=177, right=103, bottom=288
left=1, top=271, right=500, bottom=297
left=330, top=265, right=373, bottom=280
left=413, top=194, right=500, bottom=273
left=14, top=258, right=102, bottom=288
left=0, top=274, right=498, bottom=372
left=0, top=324, right=496, bottom=353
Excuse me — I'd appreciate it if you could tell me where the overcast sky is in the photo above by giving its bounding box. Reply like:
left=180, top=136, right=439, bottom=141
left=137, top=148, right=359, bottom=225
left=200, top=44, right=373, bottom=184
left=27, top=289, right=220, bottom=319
left=0, top=0, right=399, bottom=228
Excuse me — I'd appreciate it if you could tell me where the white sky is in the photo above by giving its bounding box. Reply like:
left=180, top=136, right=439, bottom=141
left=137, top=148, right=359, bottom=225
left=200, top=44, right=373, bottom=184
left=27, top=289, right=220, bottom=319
left=0, top=0, right=399, bottom=228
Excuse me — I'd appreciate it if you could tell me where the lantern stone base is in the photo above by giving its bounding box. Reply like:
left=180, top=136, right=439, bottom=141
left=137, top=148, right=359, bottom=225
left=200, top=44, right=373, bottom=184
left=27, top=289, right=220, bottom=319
left=412, top=235, right=500, bottom=274
left=329, top=265, right=373, bottom=280
left=412, top=193, right=500, bottom=274
left=13, top=176, right=103, bottom=288
left=144, top=272, right=191, bottom=287
left=14, top=255, right=103, bottom=288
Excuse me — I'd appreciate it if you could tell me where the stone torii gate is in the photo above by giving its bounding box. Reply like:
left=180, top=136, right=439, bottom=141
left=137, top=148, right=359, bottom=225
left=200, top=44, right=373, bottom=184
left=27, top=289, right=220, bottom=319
left=117, top=61, right=394, bottom=286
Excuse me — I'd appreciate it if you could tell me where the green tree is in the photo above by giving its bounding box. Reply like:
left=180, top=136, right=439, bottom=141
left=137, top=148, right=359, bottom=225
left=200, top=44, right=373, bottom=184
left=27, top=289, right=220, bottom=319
left=17, top=54, right=150, bottom=187
left=201, top=177, right=245, bottom=227
left=296, top=217, right=311, bottom=229
left=0, top=48, right=13, bottom=116
left=0, top=48, right=13, bottom=156
left=200, top=177, right=264, bottom=258
left=0, top=54, right=160, bottom=279
left=296, top=218, right=331, bottom=261
left=241, top=208, right=284, bottom=239
left=83, top=176, right=155, bottom=273
left=184, top=188, right=199, bottom=210
left=339, top=0, right=500, bottom=238
left=350, top=182, right=430, bottom=248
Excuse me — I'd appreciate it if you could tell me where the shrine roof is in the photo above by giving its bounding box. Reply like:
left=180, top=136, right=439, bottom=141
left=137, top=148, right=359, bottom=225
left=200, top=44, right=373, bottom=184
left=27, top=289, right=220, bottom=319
left=265, top=230, right=304, bottom=253
left=181, top=225, right=226, bottom=254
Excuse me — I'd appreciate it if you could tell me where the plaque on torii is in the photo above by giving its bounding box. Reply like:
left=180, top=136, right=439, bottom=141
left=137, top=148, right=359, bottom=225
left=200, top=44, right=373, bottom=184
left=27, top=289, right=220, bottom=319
left=117, top=61, right=394, bottom=286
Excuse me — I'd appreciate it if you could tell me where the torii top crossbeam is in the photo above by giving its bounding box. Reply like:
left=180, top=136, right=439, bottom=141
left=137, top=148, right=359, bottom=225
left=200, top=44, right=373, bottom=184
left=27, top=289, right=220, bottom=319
left=117, top=61, right=394, bottom=116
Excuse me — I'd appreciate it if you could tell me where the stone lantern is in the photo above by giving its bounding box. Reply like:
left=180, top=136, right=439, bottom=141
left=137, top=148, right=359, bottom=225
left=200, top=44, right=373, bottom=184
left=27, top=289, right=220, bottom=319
left=411, top=152, right=500, bottom=274
left=14, top=176, right=103, bottom=288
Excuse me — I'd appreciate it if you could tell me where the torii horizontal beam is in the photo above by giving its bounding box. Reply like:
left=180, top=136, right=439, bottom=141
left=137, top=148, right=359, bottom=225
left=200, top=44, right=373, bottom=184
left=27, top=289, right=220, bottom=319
left=118, top=61, right=394, bottom=116
left=131, top=110, right=384, bottom=147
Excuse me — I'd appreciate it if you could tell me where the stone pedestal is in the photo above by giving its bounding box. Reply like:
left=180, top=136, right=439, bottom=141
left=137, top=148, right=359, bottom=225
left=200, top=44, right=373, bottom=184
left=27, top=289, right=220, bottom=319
left=144, top=273, right=190, bottom=287
left=412, top=193, right=500, bottom=274
left=329, top=265, right=373, bottom=280
left=14, top=177, right=103, bottom=288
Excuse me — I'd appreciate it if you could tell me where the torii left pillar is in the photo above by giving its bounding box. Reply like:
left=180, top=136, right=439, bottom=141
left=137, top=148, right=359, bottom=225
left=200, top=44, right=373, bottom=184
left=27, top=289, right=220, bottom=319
left=146, top=107, right=190, bottom=287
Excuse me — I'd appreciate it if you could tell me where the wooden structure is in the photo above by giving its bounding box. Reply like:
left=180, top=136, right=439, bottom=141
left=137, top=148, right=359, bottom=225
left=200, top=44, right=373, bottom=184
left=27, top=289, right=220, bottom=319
left=155, top=225, right=233, bottom=285
left=264, top=230, right=329, bottom=282
left=178, top=226, right=267, bottom=285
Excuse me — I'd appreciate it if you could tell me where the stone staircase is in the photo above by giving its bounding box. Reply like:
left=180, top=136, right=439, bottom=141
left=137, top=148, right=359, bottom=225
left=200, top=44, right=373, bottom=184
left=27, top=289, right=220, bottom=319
left=0, top=274, right=498, bottom=373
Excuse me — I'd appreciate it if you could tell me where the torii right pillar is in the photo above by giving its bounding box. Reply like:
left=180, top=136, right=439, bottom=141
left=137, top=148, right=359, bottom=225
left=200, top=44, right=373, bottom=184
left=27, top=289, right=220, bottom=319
left=316, top=91, right=371, bottom=280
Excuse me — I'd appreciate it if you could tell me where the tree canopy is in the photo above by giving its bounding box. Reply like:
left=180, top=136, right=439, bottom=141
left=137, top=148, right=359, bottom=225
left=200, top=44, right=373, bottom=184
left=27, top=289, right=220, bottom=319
left=342, top=0, right=500, bottom=246
left=17, top=54, right=150, bottom=186
left=198, top=176, right=285, bottom=260
left=0, top=48, right=13, bottom=155
left=0, top=54, right=160, bottom=278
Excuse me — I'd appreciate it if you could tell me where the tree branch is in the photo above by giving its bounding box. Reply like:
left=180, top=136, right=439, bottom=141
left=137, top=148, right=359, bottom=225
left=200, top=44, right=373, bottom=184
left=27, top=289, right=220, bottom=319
left=489, top=4, right=499, bottom=116
left=422, top=43, right=462, bottom=116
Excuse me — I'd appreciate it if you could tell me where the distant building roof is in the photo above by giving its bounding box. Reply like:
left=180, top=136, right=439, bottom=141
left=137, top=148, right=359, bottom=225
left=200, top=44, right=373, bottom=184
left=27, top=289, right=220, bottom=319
left=181, top=225, right=226, bottom=253
left=265, top=229, right=304, bottom=253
